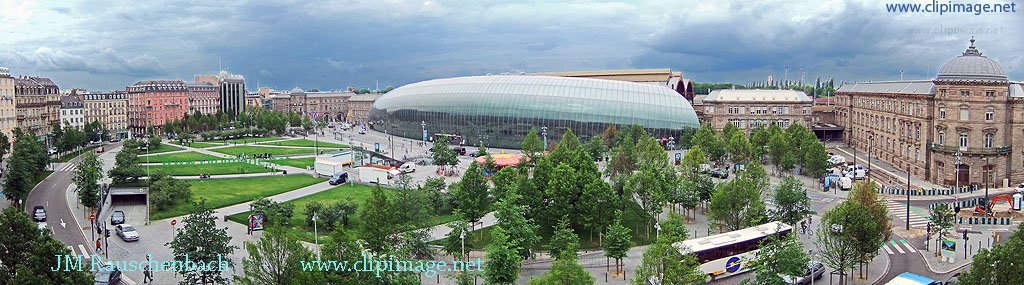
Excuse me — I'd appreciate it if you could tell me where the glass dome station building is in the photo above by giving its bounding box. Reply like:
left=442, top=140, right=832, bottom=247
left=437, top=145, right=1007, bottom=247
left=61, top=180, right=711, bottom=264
left=368, top=75, right=700, bottom=149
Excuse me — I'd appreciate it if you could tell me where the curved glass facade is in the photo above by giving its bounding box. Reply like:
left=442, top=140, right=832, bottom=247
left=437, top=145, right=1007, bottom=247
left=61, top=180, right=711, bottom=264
left=368, top=75, right=700, bottom=149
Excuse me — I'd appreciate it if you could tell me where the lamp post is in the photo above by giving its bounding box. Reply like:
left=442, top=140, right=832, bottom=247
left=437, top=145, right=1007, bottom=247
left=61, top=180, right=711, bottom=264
left=541, top=126, right=548, bottom=151
left=312, top=213, right=319, bottom=257
left=867, top=133, right=873, bottom=179
left=906, top=164, right=911, bottom=230
left=421, top=121, right=426, bottom=146
left=459, top=228, right=466, bottom=262
left=954, top=150, right=963, bottom=192
left=984, top=157, right=989, bottom=207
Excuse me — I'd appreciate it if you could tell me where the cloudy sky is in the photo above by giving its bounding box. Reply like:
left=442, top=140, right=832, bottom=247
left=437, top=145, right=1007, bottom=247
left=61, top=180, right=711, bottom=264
left=2, top=0, right=1022, bottom=91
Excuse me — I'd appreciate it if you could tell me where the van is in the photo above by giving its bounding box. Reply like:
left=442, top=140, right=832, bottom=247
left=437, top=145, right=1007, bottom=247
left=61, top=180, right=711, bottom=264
left=398, top=162, right=416, bottom=173
left=328, top=172, right=349, bottom=185
left=828, top=155, right=846, bottom=166
left=839, top=177, right=853, bottom=191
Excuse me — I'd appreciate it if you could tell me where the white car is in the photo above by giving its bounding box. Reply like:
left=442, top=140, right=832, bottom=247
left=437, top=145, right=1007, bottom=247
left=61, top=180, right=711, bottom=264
left=1015, top=183, right=1024, bottom=194
left=115, top=224, right=140, bottom=242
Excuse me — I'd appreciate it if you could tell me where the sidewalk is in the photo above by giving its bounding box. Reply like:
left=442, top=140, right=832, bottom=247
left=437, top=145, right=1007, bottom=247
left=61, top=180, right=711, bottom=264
left=831, top=146, right=944, bottom=190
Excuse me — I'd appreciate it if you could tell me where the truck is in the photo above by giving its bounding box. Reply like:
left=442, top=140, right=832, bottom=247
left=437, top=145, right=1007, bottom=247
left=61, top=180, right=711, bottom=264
left=838, top=177, right=853, bottom=191
left=358, top=165, right=397, bottom=185
left=313, top=151, right=357, bottom=176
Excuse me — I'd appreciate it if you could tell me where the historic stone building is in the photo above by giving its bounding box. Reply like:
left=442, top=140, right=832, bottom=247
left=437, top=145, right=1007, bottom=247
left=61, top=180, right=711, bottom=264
left=269, top=88, right=350, bottom=121
left=835, top=39, right=1024, bottom=187
left=83, top=91, right=129, bottom=139
left=59, top=95, right=85, bottom=129
left=347, top=93, right=382, bottom=124
left=701, top=89, right=814, bottom=131
left=127, top=80, right=189, bottom=135
left=186, top=82, right=220, bottom=115
left=195, top=70, right=245, bottom=117
left=0, top=67, right=15, bottom=139
left=14, top=76, right=60, bottom=138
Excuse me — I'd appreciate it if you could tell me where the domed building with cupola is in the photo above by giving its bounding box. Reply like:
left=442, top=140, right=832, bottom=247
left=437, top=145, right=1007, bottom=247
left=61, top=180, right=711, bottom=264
left=835, top=38, right=1024, bottom=187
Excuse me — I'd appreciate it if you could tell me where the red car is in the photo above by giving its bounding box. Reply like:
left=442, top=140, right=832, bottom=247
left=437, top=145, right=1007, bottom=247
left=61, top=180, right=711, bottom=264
left=96, top=147, right=105, bottom=153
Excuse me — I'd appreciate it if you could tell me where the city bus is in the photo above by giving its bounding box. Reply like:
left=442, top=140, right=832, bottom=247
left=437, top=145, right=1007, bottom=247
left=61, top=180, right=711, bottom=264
left=884, top=272, right=944, bottom=285
left=673, top=221, right=793, bottom=281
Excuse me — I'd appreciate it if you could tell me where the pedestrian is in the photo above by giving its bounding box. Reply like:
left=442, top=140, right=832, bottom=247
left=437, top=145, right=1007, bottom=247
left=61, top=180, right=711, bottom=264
left=800, top=220, right=807, bottom=234
left=95, top=238, right=102, bottom=253
left=247, top=223, right=253, bottom=235
left=143, top=263, right=153, bottom=283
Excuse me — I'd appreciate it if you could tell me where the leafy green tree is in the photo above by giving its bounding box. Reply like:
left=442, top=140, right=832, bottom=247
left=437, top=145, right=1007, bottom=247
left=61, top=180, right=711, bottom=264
left=680, top=146, right=708, bottom=174
left=544, top=162, right=581, bottom=225
left=848, top=180, right=891, bottom=277
left=491, top=166, right=519, bottom=204
left=739, top=160, right=770, bottom=193
left=550, top=129, right=581, bottom=167
left=816, top=200, right=872, bottom=283
left=802, top=139, right=831, bottom=179
left=494, top=193, right=540, bottom=260
left=148, top=175, right=192, bottom=211
left=579, top=178, right=616, bottom=240
left=632, top=241, right=704, bottom=285
left=530, top=253, right=595, bottom=285
left=603, top=212, right=633, bottom=274
left=767, top=131, right=790, bottom=174
left=304, top=200, right=357, bottom=231
left=108, top=147, right=144, bottom=184
left=726, top=131, right=753, bottom=163
left=359, top=186, right=398, bottom=252
left=451, top=162, right=491, bottom=230
left=234, top=227, right=319, bottom=285
left=166, top=200, right=238, bottom=284
left=691, top=124, right=725, bottom=162
left=484, top=227, right=521, bottom=285
left=0, top=207, right=94, bottom=284
left=250, top=198, right=295, bottom=226
left=583, top=136, right=606, bottom=161
left=548, top=216, right=580, bottom=260
left=657, top=213, right=689, bottom=243
left=956, top=222, right=1024, bottom=285
left=430, top=135, right=457, bottom=172
left=422, top=177, right=452, bottom=215
left=928, top=204, right=955, bottom=237
left=520, top=127, right=544, bottom=159
left=73, top=152, right=104, bottom=210
left=3, top=129, right=49, bottom=207
left=393, top=176, right=433, bottom=230
left=708, top=178, right=766, bottom=231
left=607, top=146, right=634, bottom=177
left=442, top=220, right=471, bottom=259
left=771, top=176, right=811, bottom=225
left=0, top=132, right=9, bottom=165
left=747, top=234, right=809, bottom=285
left=749, top=126, right=769, bottom=160
left=721, top=122, right=740, bottom=143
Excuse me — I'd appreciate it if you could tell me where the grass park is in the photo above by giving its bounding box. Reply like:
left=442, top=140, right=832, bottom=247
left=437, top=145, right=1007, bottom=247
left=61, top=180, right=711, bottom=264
left=139, top=151, right=222, bottom=163
left=146, top=162, right=277, bottom=176
left=170, top=141, right=225, bottom=148
left=272, top=157, right=314, bottom=169
left=228, top=183, right=459, bottom=243
left=151, top=175, right=326, bottom=220
left=212, top=145, right=337, bottom=157
left=142, top=144, right=184, bottom=154
left=258, top=139, right=348, bottom=148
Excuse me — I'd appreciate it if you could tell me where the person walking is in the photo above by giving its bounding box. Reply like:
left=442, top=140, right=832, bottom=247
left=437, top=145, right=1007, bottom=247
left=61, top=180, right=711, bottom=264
left=95, top=238, right=102, bottom=253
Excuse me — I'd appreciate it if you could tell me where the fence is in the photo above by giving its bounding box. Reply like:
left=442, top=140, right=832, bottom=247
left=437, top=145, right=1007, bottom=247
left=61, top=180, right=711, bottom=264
left=928, top=199, right=980, bottom=211
left=876, top=185, right=977, bottom=196
left=958, top=216, right=1014, bottom=225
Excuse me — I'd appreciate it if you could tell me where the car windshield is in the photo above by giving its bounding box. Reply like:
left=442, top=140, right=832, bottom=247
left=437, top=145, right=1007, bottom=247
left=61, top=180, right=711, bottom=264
left=35, top=208, right=44, bottom=213
left=113, top=212, right=123, bottom=217
left=121, top=226, right=135, bottom=231
left=95, top=271, right=110, bottom=281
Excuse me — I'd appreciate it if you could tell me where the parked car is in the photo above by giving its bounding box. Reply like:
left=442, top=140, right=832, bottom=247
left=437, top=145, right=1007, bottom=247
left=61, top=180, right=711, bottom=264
left=358, top=129, right=366, bottom=134
left=96, top=147, right=105, bottom=153
left=115, top=224, right=140, bottom=242
left=328, top=172, right=349, bottom=185
left=1015, top=183, right=1024, bottom=194
left=109, top=138, right=121, bottom=143
left=452, top=146, right=467, bottom=156
left=710, top=169, right=729, bottom=179
left=32, top=206, right=46, bottom=222
left=398, top=162, right=416, bottom=173
left=94, top=263, right=122, bottom=285
left=110, top=210, right=125, bottom=225
left=779, top=261, right=826, bottom=285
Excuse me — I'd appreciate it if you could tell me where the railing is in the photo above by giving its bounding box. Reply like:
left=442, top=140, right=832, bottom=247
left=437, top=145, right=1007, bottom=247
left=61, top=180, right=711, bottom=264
left=927, top=143, right=1011, bottom=155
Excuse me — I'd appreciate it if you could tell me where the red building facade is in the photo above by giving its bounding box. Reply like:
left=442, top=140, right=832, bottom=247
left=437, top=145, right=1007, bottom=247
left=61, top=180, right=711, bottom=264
left=127, top=80, right=189, bottom=136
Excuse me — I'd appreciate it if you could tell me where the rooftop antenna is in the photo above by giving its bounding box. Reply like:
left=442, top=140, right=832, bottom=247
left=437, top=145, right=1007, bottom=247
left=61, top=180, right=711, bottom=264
left=783, top=65, right=790, bottom=87
left=218, top=58, right=222, bottom=72
left=900, top=68, right=904, bottom=80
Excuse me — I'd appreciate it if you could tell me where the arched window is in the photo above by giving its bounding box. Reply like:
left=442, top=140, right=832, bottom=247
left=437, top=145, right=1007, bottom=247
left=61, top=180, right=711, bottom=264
left=984, top=133, right=994, bottom=148
left=960, top=132, right=968, bottom=148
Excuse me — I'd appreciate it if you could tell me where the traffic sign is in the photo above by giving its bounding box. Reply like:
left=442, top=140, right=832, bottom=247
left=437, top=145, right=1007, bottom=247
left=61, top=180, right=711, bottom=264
left=89, top=214, right=95, bottom=221
left=171, top=219, right=177, bottom=226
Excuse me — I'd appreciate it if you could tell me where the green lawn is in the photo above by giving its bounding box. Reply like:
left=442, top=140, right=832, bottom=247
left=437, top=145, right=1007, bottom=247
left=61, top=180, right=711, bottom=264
left=151, top=175, right=326, bottom=220
left=146, top=162, right=276, bottom=176
left=170, top=141, right=224, bottom=148
left=259, top=139, right=348, bottom=148
left=212, top=146, right=332, bottom=157
left=55, top=145, right=102, bottom=163
left=273, top=157, right=314, bottom=169
left=215, top=137, right=283, bottom=145
left=140, top=144, right=183, bottom=154
left=228, top=184, right=458, bottom=243
left=140, top=152, right=222, bottom=163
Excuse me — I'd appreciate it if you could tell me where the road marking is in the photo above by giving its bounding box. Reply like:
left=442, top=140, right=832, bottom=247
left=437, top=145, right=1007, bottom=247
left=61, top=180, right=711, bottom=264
left=890, top=241, right=905, bottom=254
left=77, top=245, right=91, bottom=259
left=900, top=240, right=917, bottom=253
left=60, top=219, right=66, bottom=228
left=882, top=243, right=894, bottom=254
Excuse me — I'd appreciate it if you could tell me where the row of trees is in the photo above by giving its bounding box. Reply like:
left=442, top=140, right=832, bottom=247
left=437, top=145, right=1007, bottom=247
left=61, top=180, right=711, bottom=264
left=161, top=108, right=317, bottom=140
left=2, top=129, right=49, bottom=208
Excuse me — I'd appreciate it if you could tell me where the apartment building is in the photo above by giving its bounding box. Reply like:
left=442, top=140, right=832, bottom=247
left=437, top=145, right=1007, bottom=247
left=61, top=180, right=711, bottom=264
left=83, top=91, right=129, bottom=139
left=127, top=80, right=189, bottom=135
left=0, top=67, right=15, bottom=139
left=14, top=76, right=60, bottom=139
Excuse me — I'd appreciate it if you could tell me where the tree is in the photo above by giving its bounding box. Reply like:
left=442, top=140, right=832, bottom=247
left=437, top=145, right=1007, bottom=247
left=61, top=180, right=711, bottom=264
left=484, top=227, right=521, bottom=285
left=108, top=147, right=144, bottom=184
left=451, top=162, right=490, bottom=230
left=726, top=131, right=752, bottom=163
left=0, top=132, right=9, bottom=165
left=3, top=129, right=48, bottom=207
left=708, top=178, right=766, bottom=231
left=847, top=180, right=890, bottom=278
left=928, top=204, right=955, bottom=237
left=767, top=131, right=790, bottom=174
left=632, top=241, right=704, bottom=285
left=816, top=201, right=872, bottom=284
left=304, top=200, right=357, bottom=231
left=583, top=136, right=606, bottom=162
left=73, top=152, right=104, bottom=210
left=491, top=166, right=519, bottom=204
left=545, top=163, right=579, bottom=227
left=738, top=160, right=770, bottom=194
left=548, top=216, right=580, bottom=260
left=747, top=234, right=809, bottom=285
left=749, top=126, right=769, bottom=160
left=691, top=124, right=724, bottom=162
left=234, top=227, right=318, bottom=285
left=442, top=220, right=471, bottom=259
left=802, top=139, right=831, bottom=179
left=520, top=127, right=544, bottom=159
left=530, top=254, right=595, bottom=285
left=658, top=213, right=689, bottom=243
left=549, top=129, right=581, bottom=167
left=148, top=175, right=192, bottom=210
left=956, top=222, right=1024, bottom=285
left=579, top=179, right=616, bottom=240
left=359, top=186, right=398, bottom=252
left=166, top=200, right=238, bottom=284
left=422, top=177, right=452, bottom=215
left=0, top=206, right=95, bottom=284
left=147, top=135, right=161, bottom=150
left=603, top=212, right=632, bottom=274
left=430, top=135, right=456, bottom=172
left=250, top=198, right=295, bottom=226
left=493, top=193, right=539, bottom=260
left=771, top=176, right=812, bottom=226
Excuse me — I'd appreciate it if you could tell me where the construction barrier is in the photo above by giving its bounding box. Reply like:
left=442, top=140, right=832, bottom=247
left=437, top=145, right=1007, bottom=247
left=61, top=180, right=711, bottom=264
left=928, top=199, right=980, bottom=211
left=876, top=186, right=976, bottom=196
left=957, top=216, right=1014, bottom=225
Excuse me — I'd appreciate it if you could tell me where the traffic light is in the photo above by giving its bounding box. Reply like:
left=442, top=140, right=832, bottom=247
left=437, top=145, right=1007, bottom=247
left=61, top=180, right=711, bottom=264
left=926, top=222, right=932, bottom=234
left=962, top=230, right=968, bottom=241
left=104, top=228, right=110, bottom=238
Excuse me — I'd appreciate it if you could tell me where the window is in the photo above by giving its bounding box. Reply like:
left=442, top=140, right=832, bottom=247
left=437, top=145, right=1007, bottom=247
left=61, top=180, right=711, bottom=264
left=984, top=134, right=993, bottom=148
left=960, top=90, right=970, bottom=97
left=939, top=108, right=945, bottom=119
left=960, top=108, right=969, bottom=121
left=938, top=131, right=945, bottom=145
left=985, top=109, right=994, bottom=121
left=960, top=133, right=968, bottom=148
left=985, top=91, right=995, bottom=97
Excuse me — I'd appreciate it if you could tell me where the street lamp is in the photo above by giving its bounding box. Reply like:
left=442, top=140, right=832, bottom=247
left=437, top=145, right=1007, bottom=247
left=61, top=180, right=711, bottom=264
left=954, top=150, right=963, bottom=192
left=459, top=228, right=466, bottom=262
left=312, top=213, right=319, bottom=257
left=541, top=126, right=548, bottom=151
left=984, top=157, right=989, bottom=207
left=668, top=136, right=675, bottom=150
left=421, top=121, right=426, bottom=146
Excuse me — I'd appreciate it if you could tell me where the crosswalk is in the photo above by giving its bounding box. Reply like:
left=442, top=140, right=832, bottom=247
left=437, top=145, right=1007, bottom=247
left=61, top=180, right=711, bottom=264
left=66, top=244, right=93, bottom=259
left=881, top=239, right=918, bottom=255
left=886, top=200, right=929, bottom=228
left=58, top=163, right=77, bottom=172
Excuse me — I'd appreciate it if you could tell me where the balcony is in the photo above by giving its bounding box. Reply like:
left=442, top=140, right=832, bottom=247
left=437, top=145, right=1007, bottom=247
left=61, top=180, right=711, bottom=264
left=927, top=143, right=1011, bottom=155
